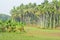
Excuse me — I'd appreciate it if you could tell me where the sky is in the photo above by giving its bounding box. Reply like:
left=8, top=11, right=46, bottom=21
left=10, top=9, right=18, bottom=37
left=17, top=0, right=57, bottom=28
left=0, top=0, right=52, bottom=15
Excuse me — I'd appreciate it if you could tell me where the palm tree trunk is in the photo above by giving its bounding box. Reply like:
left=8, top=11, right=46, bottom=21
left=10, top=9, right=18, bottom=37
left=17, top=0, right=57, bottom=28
left=53, top=13, right=55, bottom=29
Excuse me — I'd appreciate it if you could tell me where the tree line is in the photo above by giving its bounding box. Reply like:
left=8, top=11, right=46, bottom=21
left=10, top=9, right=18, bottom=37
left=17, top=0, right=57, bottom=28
left=11, top=0, right=60, bottom=29
left=0, top=0, right=60, bottom=32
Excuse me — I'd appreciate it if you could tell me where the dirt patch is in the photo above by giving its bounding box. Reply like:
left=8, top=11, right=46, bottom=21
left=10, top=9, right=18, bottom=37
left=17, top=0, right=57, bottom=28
left=35, top=30, right=60, bottom=36
left=24, top=29, right=60, bottom=37
left=24, top=27, right=60, bottom=37
left=29, top=32, right=60, bottom=37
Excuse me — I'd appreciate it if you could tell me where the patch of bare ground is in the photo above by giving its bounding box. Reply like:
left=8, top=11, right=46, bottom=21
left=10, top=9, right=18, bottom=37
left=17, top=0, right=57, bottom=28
left=56, top=27, right=60, bottom=30
left=26, top=31, right=60, bottom=37
left=24, top=27, right=60, bottom=37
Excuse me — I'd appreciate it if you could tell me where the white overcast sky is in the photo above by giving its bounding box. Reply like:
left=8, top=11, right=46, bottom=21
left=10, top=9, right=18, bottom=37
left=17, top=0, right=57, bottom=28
left=0, top=0, right=52, bottom=15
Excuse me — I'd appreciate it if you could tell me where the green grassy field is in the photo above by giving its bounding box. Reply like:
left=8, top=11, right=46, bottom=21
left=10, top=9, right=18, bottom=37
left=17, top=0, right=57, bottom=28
left=0, top=27, right=60, bottom=40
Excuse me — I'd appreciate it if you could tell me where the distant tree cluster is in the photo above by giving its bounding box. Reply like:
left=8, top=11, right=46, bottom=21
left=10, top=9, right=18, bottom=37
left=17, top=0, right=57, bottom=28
left=10, top=0, right=60, bottom=29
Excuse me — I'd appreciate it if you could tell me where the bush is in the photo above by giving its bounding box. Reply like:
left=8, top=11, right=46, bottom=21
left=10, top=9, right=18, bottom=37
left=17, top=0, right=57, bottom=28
left=0, top=19, right=26, bottom=32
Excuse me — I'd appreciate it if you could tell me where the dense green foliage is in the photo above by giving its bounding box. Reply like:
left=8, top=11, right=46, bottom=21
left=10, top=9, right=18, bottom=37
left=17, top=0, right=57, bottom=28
left=0, top=0, right=60, bottom=32
left=0, top=17, right=25, bottom=32
left=10, top=0, right=60, bottom=29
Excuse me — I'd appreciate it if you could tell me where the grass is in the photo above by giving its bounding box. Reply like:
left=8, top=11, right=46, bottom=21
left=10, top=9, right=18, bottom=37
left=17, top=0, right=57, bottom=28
left=0, top=27, right=60, bottom=40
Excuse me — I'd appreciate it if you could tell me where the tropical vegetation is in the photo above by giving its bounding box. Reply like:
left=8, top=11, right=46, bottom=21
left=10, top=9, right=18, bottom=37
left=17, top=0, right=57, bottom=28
left=0, top=0, right=60, bottom=32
